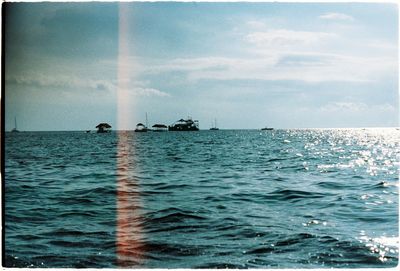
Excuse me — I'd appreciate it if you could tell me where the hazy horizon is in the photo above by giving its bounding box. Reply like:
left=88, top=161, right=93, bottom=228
left=6, top=127, right=400, bottom=132
left=4, top=2, right=399, bottom=131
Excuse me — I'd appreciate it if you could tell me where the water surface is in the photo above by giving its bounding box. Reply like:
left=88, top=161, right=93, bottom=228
left=4, top=129, right=399, bottom=268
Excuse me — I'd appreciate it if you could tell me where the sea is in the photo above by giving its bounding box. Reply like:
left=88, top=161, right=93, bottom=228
left=3, top=129, right=399, bottom=268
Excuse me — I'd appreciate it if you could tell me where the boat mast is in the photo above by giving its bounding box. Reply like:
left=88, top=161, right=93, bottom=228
left=145, top=112, right=148, bottom=128
left=15, top=117, right=17, bottom=130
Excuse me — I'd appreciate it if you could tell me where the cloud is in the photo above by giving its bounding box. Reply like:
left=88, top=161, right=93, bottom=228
left=145, top=57, right=235, bottom=74
left=6, top=73, right=116, bottom=92
left=275, top=54, right=330, bottom=67
left=246, top=29, right=336, bottom=47
left=321, top=102, right=368, bottom=112
left=6, top=73, right=171, bottom=98
left=141, top=52, right=396, bottom=84
left=134, top=87, right=170, bottom=97
left=319, top=13, right=354, bottom=21
left=320, top=102, right=396, bottom=113
left=367, top=40, right=398, bottom=52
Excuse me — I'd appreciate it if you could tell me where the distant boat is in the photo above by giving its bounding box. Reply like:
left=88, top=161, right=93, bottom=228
left=11, top=117, right=19, bottom=133
left=168, top=117, right=199, bottom=131
left=261, top=127, right=274, bottom=131
left=134, top=123, right=148, bottom=132
left=152, top=124, right=168, bottom=132
left=96, top=123, right=112, bottom=133
left=135, top=113, right=149, bottom=132
left=210, top=118, right=219, bottom=130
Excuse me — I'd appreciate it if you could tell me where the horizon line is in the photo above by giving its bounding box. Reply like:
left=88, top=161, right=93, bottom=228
left=5, top=127, right=400, bottom=132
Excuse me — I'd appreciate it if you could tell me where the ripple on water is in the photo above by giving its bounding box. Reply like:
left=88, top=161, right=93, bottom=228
left=4, top=129, right=399, bottom=268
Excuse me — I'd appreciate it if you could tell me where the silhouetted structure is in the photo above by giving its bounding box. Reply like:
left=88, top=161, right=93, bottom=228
left=134, top=123, right=148, bottom=132
left=96, top=123, right=112, bottom=133
left=168, top=118, right=199, bottom=131
left=152, top=124, right=168, bottom=132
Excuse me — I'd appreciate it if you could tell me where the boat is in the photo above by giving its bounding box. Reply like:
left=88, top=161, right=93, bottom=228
left=210, top=118, right=219, bottom=130
left=96, top=123, right=112, bottom=133
left=135, top=113, right=150, bottom=132
left=11, top=117, right=19, bottom=133
left=168, top=117, right=199, bottom=131
left=152, top=124, right=168, bottom=132
left=134, top=123, right=148, bottom=132
left=261, top=127, right=274, bottom=131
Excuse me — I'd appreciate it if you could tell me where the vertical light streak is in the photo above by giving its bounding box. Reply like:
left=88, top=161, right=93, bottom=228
left=117, top=3, right=132, bottom=130
left=116, top=3, right=145, bottom=267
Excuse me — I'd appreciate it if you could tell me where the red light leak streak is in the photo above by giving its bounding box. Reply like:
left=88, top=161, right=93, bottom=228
left=116, top=132, right=145, bottom=267
left=116, top=4, right=145, bottom=267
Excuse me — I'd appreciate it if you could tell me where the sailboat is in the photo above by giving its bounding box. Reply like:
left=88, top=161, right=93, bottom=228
left=11, top=117, right=20, bottom=133
left=210, top=118, right=219, bottom=130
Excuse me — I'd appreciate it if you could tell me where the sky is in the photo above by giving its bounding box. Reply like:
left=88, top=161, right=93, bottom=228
left=4, top=2, right=399, bottom=130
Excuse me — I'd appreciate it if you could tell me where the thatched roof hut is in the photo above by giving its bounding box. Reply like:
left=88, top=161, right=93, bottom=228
left=152, top=124, right=168, bottom=132
left=152, top=124, right=167, bottom=128
left=96, top=123, right=112, bottom=133
left=134, top=123, right=148, bottom=132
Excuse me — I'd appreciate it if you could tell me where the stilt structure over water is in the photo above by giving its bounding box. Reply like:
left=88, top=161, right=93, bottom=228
left=96, top=123, right=112, bottom=133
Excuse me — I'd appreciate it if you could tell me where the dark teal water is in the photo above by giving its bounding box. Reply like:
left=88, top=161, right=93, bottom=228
left=4, top=129, right=399, bottom=268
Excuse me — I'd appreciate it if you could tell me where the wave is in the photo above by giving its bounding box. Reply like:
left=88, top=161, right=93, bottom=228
left=267, top=189, right=330, bottom=202
left=146, top=211, right=207, bottom=224
left=5, top=130, right=398, bottom=268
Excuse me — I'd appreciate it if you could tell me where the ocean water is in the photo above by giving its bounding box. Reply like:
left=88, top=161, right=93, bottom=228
left=4, top=129, right=399, bottom=268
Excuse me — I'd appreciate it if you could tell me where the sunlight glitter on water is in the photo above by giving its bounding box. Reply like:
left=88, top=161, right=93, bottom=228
left=359, top=233, right=399, bottom=263
left=5, top=128, right=398, bottom=268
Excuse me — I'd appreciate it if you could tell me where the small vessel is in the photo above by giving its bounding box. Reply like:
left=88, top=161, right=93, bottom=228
left=135, top=113, right=149, bottom=132
left=261, top=127, right=274, bottom=131
left=96, top=123, right=112, bottom=133
left=210, top=118, right=219, bottom=130
left=11, top=117, right=19, bottom=133
left=168, top=117, right=199, bottom=131
left=134, top=123, right=148, bottom=132
left=152, top=124, right=168, bottom=132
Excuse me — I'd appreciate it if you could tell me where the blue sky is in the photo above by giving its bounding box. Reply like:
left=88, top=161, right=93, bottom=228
left=4, top=2, right=399, bottom=130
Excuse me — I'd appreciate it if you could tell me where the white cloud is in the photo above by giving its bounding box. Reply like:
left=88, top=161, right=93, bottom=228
left=367, top=40, right=398, bottom=52
left=6, top=73, right=116, bottom=92
left=246, top=29, right=336, bottom=47
left=6, top=71, right=171, bottom=98
left=134, top=87, right=170, bottom=97
left=321, top=102, right=396, bottom=113
left=319, top=13, right=354, bottom=21
left=141, top=52, right=396, bottom=84
left=321, top=102, right=368, bottom=112
left=145, top=57, right=236, bottom=73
